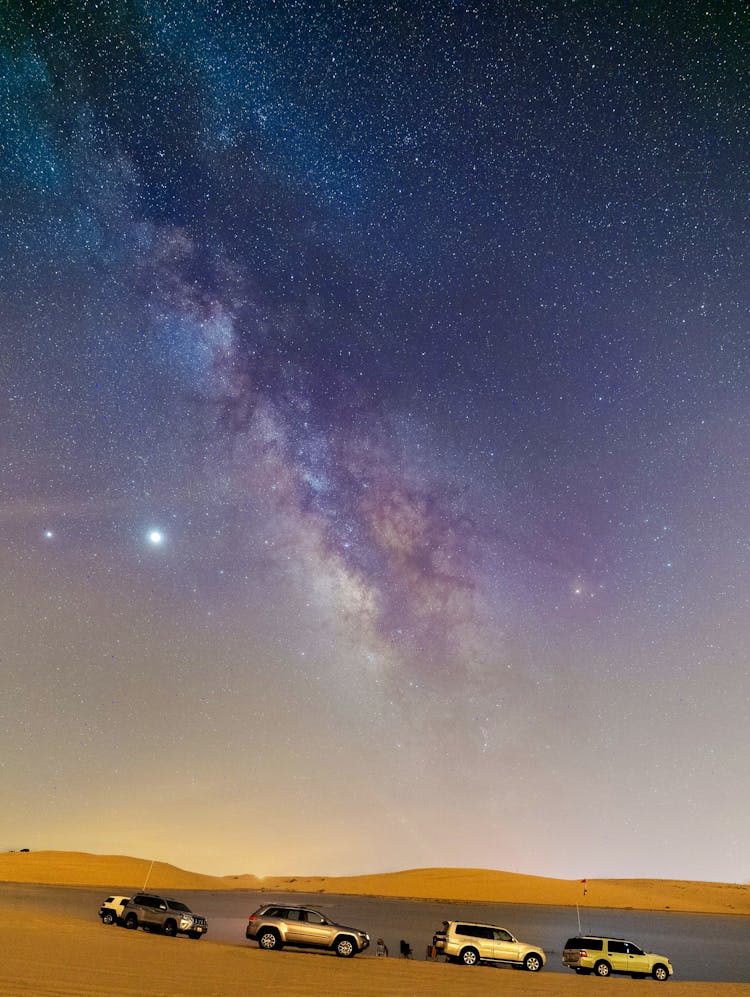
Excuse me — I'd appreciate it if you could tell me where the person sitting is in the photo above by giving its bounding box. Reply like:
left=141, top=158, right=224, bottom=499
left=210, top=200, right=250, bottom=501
left=375, top=938, right=388, bottom=957
left=399, top=938, right=412, bottom=958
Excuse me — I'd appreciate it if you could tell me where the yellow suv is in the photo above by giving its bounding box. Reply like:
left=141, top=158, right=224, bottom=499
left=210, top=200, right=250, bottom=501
left=562, top=935, right=673, bottom=980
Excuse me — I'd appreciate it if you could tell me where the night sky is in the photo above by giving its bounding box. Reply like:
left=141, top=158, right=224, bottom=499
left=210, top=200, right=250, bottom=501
left=2, top=2, right=749, bottom=881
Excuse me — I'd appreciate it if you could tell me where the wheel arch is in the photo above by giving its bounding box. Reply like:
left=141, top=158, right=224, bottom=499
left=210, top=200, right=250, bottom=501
left=333, top=933, right=357, bottom=955
left=257, top=925, right=283, bottom=947
left=523, top=950, right=543, bottom=971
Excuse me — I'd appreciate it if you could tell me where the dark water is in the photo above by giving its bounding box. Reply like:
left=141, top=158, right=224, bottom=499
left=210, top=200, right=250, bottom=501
left=5, top=883, right=749, bottom=982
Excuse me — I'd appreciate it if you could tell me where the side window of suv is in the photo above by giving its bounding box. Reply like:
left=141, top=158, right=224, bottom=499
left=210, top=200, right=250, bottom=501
left=304, top=911, right=326, bottom=924
left=494, top=928, right=512, bottom=942
left=608, top=940, right=628, bottom=954
left=459, top=924, right=492, bottom=940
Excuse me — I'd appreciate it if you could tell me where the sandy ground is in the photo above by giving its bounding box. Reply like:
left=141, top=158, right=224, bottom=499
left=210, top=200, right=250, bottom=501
left=2, top=905, right=750, bottom=997
left=2, top=853, right=750, bottom=996
left=2, top=851, right=750, bottom=915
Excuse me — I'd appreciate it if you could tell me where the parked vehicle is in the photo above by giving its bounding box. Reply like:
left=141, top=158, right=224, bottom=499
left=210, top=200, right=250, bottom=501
left=120, top=893, right=207, bottom=938
left=432, top=919, right=545, bottom=970
left=562, top=935, right=673, bottom=980
left=98, top=895, right=131, bottom=925
left=246, top=903, right=369, bottom=957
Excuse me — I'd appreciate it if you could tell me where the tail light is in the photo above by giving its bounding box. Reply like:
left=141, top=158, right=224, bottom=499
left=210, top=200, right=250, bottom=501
left=247, top=914, right=257, bottom=923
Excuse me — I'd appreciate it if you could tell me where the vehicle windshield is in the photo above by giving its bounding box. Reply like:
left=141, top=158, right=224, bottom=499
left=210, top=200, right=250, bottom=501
left=166, top=900, right=191, bottom=912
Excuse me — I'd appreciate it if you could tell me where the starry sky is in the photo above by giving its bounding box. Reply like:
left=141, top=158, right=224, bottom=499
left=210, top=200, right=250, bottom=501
left=2, top=2, right=749, bottom=882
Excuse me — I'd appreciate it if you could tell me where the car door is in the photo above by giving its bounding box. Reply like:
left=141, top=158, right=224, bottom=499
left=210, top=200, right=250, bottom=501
left=606, top=939, right=630, bottom=973
left=282, top=908, right=306, bottom=944
left=624, top=941, right=651, bottom=975
left=297, top=908, right=333, bottom=948
left=145, top=895, right=165, bottom=928
left=493, top=927, right=520, bottom=964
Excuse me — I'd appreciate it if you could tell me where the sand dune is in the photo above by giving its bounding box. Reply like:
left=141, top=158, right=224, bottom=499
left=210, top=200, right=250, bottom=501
left=1, top=850, right=749, bottom=915
left=261, top=867, right=750, bottom=916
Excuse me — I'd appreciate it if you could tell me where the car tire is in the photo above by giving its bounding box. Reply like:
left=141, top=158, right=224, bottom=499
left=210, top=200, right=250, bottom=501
left=163, top=920, right=177, bottom=936
left=102, top=911, right=116, bottom=925
left=652, top=964, right=669, bottom=981
left=594, top=960, right=611, bottom=977
left=189, top=931, right=203, bottom=939
left=460, top=947, right=480, bottom=966
left=523, top=953, right=543, bottom=972
left=258, top=928, right=281, bottom=950
left=335, top=936, right=356, bottom=958
left=124, top=914, right=138, bottom=930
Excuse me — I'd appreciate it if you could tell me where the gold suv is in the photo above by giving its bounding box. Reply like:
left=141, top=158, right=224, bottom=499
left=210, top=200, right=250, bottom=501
left=562, top=935, right=673, bottom=980
left=432, top=920, right=545, bottom=970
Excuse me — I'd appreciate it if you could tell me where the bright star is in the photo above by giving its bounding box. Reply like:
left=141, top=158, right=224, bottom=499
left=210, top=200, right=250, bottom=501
left=147, top=530, right=164, bottom=545
left=44, top=529, right=54, bottom=539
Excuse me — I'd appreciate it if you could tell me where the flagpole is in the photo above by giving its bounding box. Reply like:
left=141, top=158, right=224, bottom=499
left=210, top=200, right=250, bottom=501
left=142, top=859, right=155, bottom=891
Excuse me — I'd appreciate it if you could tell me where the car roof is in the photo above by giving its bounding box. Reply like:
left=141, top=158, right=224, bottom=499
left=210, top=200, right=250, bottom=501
left=265, top=903, right=316, bottom=909
left=571, top=935, right=629, bottom=942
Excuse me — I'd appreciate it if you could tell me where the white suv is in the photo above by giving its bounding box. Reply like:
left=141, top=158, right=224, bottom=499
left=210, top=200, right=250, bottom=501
left=98, top=895, right=131, bottom=925
left=433, top=920, right=545, bottom=971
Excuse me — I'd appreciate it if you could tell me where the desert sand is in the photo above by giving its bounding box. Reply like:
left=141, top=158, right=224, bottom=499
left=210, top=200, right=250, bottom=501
left=4, top=904, right=750, bottom=997
left=2, top=852, right=750, bottom=996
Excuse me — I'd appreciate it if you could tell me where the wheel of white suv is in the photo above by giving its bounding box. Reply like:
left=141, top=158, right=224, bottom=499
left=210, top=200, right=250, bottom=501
left=460, top=947, right=479, bottom=966
left=101, top=911, right=116, bottom=925
left=335, top=936, right=356, bottom=958
left=524, top=953, right=543, bottom=972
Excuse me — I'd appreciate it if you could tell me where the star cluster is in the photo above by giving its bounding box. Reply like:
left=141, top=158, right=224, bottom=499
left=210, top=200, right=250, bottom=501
left=1, top=1, right=749, bottom=880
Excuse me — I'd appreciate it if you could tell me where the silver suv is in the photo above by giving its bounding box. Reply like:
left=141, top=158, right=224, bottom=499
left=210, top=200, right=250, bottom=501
left=246, top=903, right=369, bottom=958
left=433, top=920, right=545, bottom=971
left=121, top=893, right=207, bottom=938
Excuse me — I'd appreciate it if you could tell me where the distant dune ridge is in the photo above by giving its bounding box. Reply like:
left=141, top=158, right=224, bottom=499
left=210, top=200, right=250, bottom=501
left=1, top=850, right=749, bottom=915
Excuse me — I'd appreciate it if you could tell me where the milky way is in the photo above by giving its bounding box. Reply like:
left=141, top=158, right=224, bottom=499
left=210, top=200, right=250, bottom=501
left=2, top=2, right=749, bottom=880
